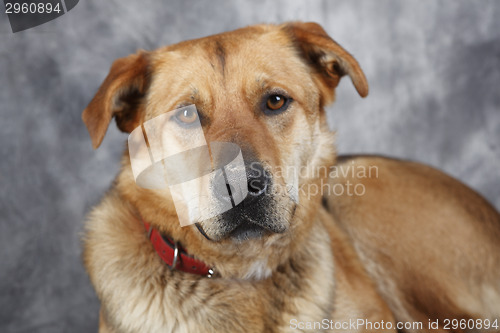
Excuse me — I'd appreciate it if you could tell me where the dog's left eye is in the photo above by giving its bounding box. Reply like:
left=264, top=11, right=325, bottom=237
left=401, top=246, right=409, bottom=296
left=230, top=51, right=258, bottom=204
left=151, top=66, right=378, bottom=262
left=174, top=108, right=198, bottom=126
left=263, top=94, right=291, bottom=114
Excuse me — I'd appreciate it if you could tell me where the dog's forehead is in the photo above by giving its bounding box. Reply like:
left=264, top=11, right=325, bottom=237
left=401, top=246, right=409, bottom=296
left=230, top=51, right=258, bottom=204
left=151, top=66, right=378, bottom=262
left=146, top=26, right=316, bottom=115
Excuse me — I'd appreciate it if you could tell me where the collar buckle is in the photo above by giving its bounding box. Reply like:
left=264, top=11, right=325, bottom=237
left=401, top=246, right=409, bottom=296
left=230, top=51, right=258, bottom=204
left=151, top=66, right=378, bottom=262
left=170, top=241, right=180, bottom=270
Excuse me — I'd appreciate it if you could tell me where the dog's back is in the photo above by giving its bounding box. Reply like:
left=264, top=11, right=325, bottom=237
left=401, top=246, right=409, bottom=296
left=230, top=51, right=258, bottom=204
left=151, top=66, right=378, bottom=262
left=326, top=155, right=500, bottom=331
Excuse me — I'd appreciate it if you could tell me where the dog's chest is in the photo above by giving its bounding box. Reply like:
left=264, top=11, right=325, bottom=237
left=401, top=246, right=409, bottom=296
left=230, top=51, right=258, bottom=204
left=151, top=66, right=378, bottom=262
left=104, top=260, right=334, bottom=333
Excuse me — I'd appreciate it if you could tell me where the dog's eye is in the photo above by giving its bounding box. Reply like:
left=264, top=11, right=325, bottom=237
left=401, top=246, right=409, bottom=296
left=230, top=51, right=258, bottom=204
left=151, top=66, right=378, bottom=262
left=266, top=95, right=286, bottom=111
left=263, top=94, right=291, bottom=115
left=174, top=108, right=198, bottom=126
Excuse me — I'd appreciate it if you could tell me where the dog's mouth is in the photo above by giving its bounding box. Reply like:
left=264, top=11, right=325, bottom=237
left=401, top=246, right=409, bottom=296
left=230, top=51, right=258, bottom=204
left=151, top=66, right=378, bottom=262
left=195, top=200, right=293, bottom=243
left=195, top=215, right=282, bottom=243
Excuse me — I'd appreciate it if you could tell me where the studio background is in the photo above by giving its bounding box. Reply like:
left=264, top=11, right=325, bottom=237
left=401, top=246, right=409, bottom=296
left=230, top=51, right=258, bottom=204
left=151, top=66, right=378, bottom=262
left=1, top=1, right=499, bottom=332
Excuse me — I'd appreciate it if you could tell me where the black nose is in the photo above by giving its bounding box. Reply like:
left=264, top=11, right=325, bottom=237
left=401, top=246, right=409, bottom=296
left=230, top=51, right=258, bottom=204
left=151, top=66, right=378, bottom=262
left=211, top=161, right=270, bottom=205
left=246, top=162, right=269, bottom=199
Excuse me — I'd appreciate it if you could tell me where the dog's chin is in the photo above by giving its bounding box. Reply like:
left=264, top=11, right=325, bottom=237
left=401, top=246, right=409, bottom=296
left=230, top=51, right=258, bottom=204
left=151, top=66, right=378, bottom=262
left=229, top=221, right=273, bottom=243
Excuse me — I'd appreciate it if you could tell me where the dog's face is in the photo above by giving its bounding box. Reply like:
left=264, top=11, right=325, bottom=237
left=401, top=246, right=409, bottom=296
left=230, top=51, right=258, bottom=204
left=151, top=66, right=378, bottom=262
left=82, top=22, right=367, bottom=275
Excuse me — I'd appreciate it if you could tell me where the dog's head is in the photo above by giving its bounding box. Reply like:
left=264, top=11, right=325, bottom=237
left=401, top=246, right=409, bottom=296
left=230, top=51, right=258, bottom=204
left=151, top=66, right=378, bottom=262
left=82, top=22, right=367, bottom=278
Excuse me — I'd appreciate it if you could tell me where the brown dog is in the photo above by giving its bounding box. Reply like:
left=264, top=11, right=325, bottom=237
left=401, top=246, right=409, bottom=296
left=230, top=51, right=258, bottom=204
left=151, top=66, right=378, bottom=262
left=82, top=22, right=500, bottom=332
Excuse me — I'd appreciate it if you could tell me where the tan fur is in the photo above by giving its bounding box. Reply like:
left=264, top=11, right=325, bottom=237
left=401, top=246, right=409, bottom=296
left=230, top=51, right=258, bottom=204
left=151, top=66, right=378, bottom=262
left=327, top=156, right=500, bottom=332
left=82, top=22, right=500, bottom=332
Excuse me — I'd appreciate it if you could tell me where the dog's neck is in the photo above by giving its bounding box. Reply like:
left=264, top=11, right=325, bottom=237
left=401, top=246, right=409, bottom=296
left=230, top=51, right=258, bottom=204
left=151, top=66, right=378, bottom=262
left=136, top=207, right=323, bottom=281
left=131, top=195, right=327, bottom=281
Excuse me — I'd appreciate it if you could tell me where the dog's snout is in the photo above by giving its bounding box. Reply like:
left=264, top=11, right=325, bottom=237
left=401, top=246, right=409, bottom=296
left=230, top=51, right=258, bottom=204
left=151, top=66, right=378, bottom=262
left=247, top=162, right=269, bottom=198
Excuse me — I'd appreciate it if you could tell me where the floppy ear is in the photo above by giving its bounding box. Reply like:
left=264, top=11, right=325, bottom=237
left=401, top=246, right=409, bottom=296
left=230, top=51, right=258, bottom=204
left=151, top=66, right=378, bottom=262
left=82, top=50, right=151, bottom=149
left=285, top=22, right=368, bottom=104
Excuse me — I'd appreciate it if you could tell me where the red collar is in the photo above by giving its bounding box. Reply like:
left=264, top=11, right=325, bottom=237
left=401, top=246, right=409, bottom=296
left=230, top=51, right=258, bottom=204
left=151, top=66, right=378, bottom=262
left=143, top=220, right=214, bottom=277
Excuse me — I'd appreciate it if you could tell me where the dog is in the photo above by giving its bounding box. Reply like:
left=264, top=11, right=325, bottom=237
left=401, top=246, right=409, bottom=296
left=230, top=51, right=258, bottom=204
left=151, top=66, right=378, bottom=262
left=82, top=22, right=500, bottom=332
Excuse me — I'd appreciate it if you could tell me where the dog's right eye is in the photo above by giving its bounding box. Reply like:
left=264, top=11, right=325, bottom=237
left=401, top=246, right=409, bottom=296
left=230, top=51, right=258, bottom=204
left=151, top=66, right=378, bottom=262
left=173, top=108, right=199, bottom=127
left=262, top=93, right=292, bottom=115
left=267, top=95, right=285, bottom=110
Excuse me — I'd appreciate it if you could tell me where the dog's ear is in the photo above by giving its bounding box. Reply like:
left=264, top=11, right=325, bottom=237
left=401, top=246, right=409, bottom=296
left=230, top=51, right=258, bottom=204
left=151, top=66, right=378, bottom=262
left=285, top=22, right=368, bottom=104
left=82, top=50, right=151, bottom=149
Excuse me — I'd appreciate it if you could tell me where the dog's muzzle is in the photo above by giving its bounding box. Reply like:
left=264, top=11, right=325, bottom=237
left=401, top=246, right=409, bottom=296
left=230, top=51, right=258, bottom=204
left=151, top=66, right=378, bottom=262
left=196, top=160, right=290, bottom=242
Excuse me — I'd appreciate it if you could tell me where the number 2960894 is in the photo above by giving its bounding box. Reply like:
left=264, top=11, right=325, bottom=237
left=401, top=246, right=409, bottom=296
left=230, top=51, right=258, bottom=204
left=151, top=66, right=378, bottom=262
left=5, top=2, right=62, bottom=14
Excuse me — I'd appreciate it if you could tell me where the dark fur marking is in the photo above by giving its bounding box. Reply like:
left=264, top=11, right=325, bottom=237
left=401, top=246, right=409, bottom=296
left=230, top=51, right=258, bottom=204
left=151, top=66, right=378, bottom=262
left=173, top=279, right=181, bottom=291
left=202, top=289, right=224, bottom=304
left=321, top=196, right=328, bottom=208
left=215, top=41, right=226, bottom=75
left=188, top=279, right=199, bottom=294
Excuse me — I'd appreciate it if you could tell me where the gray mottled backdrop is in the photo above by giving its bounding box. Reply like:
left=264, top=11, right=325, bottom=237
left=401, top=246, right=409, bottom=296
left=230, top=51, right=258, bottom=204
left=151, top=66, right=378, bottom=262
left=1, top=0, right=499, bottom=332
